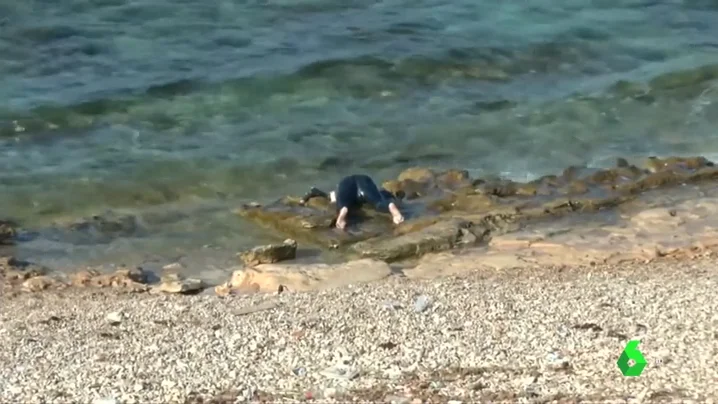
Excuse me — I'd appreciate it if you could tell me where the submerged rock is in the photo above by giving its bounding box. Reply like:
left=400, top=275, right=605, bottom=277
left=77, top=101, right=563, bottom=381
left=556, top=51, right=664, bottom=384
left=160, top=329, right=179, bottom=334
left=235, top=156, right=718, bottom=264
left=238, top=239, right=298, bottom=266
left=0, top=220, right=18, bottom=245
left=649, top=63, right=718, bottom=92
left=642, top=156, right=713, bottom=173
left=51, top=211, right=146, bottom=245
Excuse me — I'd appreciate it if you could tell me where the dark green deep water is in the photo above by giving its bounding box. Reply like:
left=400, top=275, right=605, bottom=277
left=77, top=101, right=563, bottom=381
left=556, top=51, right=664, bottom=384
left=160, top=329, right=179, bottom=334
left=2, top=0, right=718, bottom=279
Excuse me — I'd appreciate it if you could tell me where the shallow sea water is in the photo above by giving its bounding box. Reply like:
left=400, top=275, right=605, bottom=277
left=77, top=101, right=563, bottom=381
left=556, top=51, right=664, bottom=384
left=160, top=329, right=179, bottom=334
left=2, top=0, right=718, bottom=276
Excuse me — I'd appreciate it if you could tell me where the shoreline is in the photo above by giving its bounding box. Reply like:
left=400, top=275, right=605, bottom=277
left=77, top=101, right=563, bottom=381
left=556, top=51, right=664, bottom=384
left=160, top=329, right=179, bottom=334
left=6, top=170, right=718, bottom=297
left=4, top=155, right=718, bottom=277
left=4, top=155, right=718, bottom=403
left=2, top=257, right=717, bottom=403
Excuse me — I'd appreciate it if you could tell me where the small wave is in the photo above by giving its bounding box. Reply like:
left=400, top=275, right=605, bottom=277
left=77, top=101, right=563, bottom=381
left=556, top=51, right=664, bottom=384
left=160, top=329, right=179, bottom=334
left=3, top=44, right=718, bottom=145
left=0, top=40, right=613, bottom=137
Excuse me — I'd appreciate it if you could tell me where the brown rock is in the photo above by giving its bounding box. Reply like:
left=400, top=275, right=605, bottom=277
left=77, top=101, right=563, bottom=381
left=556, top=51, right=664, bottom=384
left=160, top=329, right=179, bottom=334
left=397, top=167, right=435, bottom=183
left=381, top=180, right=403, bottom=196
left=22, top=276, right=62, bottom=292
left=426, top=195, right=456, bottom=213
left=0, top=220, right=17, bottom=245
left=563, top=180, right=589, bottom=195
left=525, top=175, right=559, bottom=196
left=588, top=169, right=622, bottom=184
left=236, top=198, right=388, bottom=249
left=450, top=194, right=496, bottom=212
left=489, top=237, right=532, bottom=250
left=587, top=167, right=644, bottom=185
left=350, top=219, right=477, bottom=262
left=618, top=170, right=683, bottom=194
left=382, top=178, right=433, bottom=200
left=214, top=282, right=233, bottom=297
left=476, top=180, right=520, bottom=197
left=392, top=217, right=441, bottom=235
left=71, top=270, right=101, bottom=286
left=216, top=258, right=392, bottom=294
left=0, top=257, right=49, bottom=283
left=238, top=238, right=298, bottom=266
left=515, top=183, right=539, bottom=196
left=435, top=169, right=471, bottom=189
left=398, top=179, right=430, bottom=199
left=649, top=63, right=718, bottom=91
left=154, top=273, right=204, bottom=294
left=109, top=267, right=148, bottom=283
left=70, top=266, right=150, bottom=292
left=4, top=266, right=48, bottom=281
left=643, top=156, right=713, bottom=173
left=306, top=196, right=331, bottom=209
left=561, top=165, right=585, bottom=181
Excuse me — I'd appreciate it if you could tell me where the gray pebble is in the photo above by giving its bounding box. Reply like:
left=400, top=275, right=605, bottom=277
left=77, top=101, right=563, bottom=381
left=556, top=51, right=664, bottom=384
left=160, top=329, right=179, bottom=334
left=413, top=295, right=432, bottom=312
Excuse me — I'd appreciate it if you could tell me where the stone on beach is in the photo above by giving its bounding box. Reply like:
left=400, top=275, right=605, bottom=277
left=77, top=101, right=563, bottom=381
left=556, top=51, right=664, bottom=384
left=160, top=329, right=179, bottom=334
left=105, top=311, right=124, bottom=325
left=238, top=238, right=298, bottom=266
left=154, top=273, right=205, bottom=294
left=71, top=267, right=150, bottom=292
left=22, top=275, right=60, bottom=292
left=215, top=258, right=392, bottom=295
left=1, top=256, right=49, bottom=281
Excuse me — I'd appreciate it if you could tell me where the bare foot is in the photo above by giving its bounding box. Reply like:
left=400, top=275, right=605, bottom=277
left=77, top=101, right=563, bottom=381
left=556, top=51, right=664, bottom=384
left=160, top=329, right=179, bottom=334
left=336, top=206, right=348, bottom=229
left=388, top=202, right=404, bottom=225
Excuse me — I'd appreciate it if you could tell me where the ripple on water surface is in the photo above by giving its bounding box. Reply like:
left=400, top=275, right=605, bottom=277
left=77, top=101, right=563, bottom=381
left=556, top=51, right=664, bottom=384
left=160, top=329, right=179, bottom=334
left=1, top=0, right=718, bottom=274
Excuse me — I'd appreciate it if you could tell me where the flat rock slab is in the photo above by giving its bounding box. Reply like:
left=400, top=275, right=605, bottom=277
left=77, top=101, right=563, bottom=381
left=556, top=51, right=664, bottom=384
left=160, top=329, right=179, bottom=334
left=153, top=273, right=205, bottom=294
left=235, top=197, right=394, bottom=249
left=215, top=258, right=392, bottom=295
left=349, top=218, right=475, bottom=262
left=236, top=157, right=718, bottom=264
left=403, top=193, right=718, bottom=280
left=238, top=238, right=298, bottom=266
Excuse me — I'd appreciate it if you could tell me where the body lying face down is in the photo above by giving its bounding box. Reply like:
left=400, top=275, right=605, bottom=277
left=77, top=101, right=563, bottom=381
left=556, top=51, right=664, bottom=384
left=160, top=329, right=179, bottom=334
left=299, top=174, right=405, bottom=230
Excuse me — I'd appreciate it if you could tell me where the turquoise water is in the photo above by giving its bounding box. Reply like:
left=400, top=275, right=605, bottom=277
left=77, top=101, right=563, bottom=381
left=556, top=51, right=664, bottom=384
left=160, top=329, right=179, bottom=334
left=2, top=0, right=718, bottom=277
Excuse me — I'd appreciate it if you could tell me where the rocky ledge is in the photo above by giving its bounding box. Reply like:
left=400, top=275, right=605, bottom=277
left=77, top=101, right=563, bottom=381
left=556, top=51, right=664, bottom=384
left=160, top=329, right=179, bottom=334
left=1, top=257, right=205, bottom=297
left=6, top=155, right=718, bottom=298
left=236, top=155, right=718, bottom=263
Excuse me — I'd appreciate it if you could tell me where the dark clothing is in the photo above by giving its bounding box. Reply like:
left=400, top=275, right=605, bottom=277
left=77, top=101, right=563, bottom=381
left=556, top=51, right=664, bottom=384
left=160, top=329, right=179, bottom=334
left=300, top=186, right=330, bottom=203
left=299, top=174, right=395, bottom=213
left=335, top=174, right=393, bottom=213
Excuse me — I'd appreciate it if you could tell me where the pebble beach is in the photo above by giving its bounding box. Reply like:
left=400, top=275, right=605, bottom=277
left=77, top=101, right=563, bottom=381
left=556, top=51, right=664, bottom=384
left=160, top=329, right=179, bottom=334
left=3, top=1, right=718, bottom=402
left=2, top=257, right=717, bottom=403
